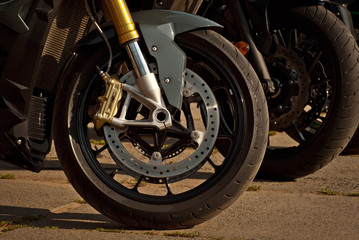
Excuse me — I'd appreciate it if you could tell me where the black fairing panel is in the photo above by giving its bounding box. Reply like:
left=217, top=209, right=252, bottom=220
left=0, top=0, right=35, bottom=33
left=0, top=0, right=89, bottom=171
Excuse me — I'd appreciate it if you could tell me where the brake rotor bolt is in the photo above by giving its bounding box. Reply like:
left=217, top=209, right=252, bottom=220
left=191, top=131, right=199, bottom=140
left=157, top=0, right=164, bottom=6
left=152, top=152, right=162, bottom=161
left=277, top=105, right=283, bottom=110
left=16, top=139, right=22, bottom=145
left=151, top=45, right=158, bottom=52
left=183, top=89, right=191, bottom=97
left=164, top=78, right=171, bottom=84
left=289, top=80, right=294, bottom=85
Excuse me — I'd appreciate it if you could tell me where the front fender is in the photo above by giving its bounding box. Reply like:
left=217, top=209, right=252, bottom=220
left=74, top=10, right=221, bottom=51
left=74, top=10, right=221, bottom=109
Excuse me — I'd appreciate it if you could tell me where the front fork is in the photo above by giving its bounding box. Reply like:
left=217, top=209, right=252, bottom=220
left=94, top=0, right=170, bottom=129
left=224, top=0, right=275, bottom=94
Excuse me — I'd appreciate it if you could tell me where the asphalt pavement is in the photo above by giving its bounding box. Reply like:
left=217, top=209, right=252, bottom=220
left=0, top=142, right=358, bottom=240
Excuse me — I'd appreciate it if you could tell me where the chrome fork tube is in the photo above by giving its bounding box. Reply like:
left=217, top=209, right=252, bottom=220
left=125, top=42, right=162, bottom=105
left=101, top=0, right=162, bottom=105
left=125, top=42, right=151, bottom=77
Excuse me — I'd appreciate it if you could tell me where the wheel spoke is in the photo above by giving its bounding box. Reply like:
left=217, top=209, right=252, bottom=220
left=107, top=168, right=119, bottom=178
left=93, top=144, right=108, bottom=157
left=290, top=120, right=306, bottom=142
left=216, top=134, right=232, bottom=142
left=161, top=134, right=194, bottom=157
left=182, top=97, right=195, bottom=131
left=210, top=85, right=224, bottom=93
left=310, top=78, right=332, bottom=88
left=219, top=111, right=234, bottom=139
left=165, top=179, right=174, bottom=196
left=132, top=175, right=145, bottom=192
left=308, top=50, right=324, bottom=75
left=127, top=129, right=154, bottom=156
left=167, top=119, right=192, bottom=137
left=154, top=130, right=168, bottom=152
left=207, top=157, right=220, bottom=172
left=277, top=29, right=286, bottom=47
left=287, top=28, right=297, bottom=49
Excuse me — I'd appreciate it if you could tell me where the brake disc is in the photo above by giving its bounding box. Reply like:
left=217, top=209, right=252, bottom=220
left=267, top=46, right=311, bottom=131
left=103, top=68, right=220, bottom=183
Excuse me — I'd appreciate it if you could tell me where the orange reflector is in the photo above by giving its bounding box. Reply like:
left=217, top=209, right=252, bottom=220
left=235, top=41, right=249, bottom=56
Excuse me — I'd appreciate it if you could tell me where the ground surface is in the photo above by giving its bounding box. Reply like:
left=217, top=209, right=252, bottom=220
left=0, top=134, right=358, bottom=240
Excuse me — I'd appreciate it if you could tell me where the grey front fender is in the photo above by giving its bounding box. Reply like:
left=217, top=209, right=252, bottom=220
left=74, top=10, right=222, bottom=110
left=132, top=10, right=222, bottom=109
left=132, top=10, right=222, bottom=35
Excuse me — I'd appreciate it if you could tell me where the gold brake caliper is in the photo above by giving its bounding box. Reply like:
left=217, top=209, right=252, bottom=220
left=93, top=68, right=124, bottom=129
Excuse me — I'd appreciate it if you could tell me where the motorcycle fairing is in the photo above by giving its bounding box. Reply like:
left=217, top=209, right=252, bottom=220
left=0, top=0, right=34, bottom=33
left=0, top=0, right=90, bottom=172
left=0, top=0, right=63, bottom=172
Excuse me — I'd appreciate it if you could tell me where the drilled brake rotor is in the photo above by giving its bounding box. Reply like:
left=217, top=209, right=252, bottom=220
left=103, top=69, right=220, bottom=183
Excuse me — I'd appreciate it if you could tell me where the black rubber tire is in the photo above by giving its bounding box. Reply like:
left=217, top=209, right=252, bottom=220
left=257, top=5, right=359, bottom=180
left=340, top=5, right=359, bottom=156
left=53, top=30, right=268, bottom=229
left=341, top=126, right=359, bottom=155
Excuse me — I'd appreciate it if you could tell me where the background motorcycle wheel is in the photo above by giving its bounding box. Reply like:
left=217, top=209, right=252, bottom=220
left=340, top=2, right=359, bottom=155
left=256, top=5, right=359, bottom=180
left=53, top=30, right=268, bottom=229
left=341, top=126, right=359, bottom=155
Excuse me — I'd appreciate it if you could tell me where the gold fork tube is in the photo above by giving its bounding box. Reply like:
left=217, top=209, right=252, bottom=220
left=102, top=0, right=139, bottom=45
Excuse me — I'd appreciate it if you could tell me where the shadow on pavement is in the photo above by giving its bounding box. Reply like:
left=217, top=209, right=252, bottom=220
left=0, top=205, right=126, bottom=230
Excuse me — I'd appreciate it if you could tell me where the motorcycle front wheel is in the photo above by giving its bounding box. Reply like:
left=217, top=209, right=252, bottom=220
left=53, top=30, right=268, bottom=229
left=257, top=5, right=359, bottom=180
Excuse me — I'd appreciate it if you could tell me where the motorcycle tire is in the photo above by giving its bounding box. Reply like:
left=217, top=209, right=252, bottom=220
left=256, top=5, right=359, bottom=180
left=341, top=126, right=359, bottom=155
left=53, top=29, right=268, bottom=229
left=340, top=5, right=359, bottom=155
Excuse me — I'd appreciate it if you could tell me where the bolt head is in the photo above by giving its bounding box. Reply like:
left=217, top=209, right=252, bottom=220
left=183, top=89, right=191, bottom=97
left=191, top=131, right=199, bottom=140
